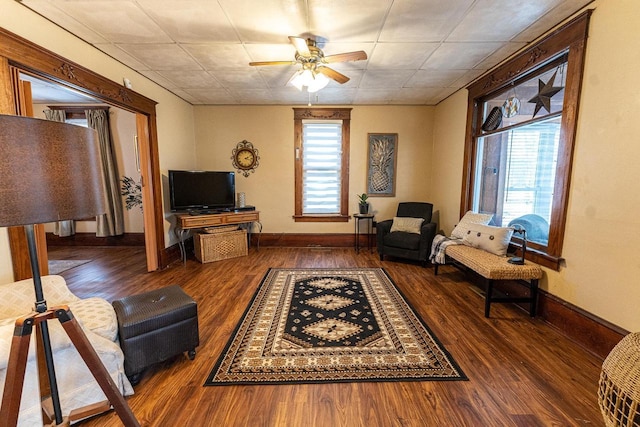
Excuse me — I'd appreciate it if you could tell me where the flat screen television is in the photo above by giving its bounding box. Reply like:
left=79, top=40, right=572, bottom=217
left=169, top=170, right=235, bottom=213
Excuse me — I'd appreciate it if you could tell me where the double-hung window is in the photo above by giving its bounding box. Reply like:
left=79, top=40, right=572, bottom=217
left=294, top=108, right=351, bottom=222
left=462, top=12, right=591, bottom=270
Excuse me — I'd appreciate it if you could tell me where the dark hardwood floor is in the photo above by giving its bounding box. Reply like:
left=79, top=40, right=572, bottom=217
left=47, top=245, right=605, bottom=426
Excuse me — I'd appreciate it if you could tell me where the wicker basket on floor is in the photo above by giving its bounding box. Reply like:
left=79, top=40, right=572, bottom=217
left=598, top=332, right=640, bottom=427
left=194, top=229, right=247, bottom=263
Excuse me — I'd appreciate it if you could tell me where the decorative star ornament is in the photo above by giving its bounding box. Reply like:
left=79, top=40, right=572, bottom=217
left=528, top=70, right=564, bottom=118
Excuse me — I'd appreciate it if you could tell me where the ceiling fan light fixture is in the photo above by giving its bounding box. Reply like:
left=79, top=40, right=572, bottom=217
left=289, top=69, right=330, bottom=93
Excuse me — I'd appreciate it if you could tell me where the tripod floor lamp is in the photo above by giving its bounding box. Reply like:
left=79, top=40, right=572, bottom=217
left=0, top=114, right=139, bottom=426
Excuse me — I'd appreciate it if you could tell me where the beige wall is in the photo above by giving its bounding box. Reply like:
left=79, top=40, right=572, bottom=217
left=0, top=0, right=197, bottom=283
left=2, top=0, right=636, bottom=333
left=432, top=0, right=640, bottom=332
left=193, top=105, right=434, bottom=234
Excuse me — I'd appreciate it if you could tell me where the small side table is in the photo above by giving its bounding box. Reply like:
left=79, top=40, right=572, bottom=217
left=353, top=213, right=375, bottom=253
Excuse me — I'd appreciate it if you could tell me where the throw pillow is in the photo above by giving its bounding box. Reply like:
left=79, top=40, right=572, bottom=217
left=462, top=224, right=514, bottom=256
left=390, top=217, right=424, bottom=234
left=450, top=210, right=494, bottom=239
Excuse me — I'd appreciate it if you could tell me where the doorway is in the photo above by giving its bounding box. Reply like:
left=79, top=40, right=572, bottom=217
left=0, top=27, right=165, bottom=278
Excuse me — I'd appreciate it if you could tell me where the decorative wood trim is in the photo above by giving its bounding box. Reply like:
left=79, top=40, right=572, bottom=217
left=0, top=28, right=156, bottom=112
left=0, top=26, right=167, bottom=273
left=0, top=57, right=15, bottom=114
left=468, top=11, right=592, bottom=98
left=537, top=290, right=627, bottom=359
left=293, top=108, right=351, bottom=222
left=450, top=270, right=626, bottom=360
left=136, top=113, right=159, bottom=271
left=293, top=107, right=352, bottom=120
left=461, top=10, right=592, bottom=269
left=251, top=232, right=366, bottom=248
left=292, top=215, right=350, bottom=223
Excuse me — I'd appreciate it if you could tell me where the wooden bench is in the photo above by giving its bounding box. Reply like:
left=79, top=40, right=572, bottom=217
left=434, top=244, right=543, bottom=317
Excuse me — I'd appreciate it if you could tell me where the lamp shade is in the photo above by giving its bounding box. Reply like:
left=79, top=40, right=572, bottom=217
left=0, top=114, right=107, bottom=226
left=289, top=69, right=330, bottom=93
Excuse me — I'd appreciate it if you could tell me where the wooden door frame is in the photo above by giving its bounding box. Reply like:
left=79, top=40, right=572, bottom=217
left=0, top=27, right=168, bottom=276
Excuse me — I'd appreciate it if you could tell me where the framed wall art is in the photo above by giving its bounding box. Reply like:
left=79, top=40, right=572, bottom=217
left=366, top=133, right=398, bottom=197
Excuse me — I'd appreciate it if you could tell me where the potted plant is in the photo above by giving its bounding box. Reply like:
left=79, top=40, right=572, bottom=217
left=357, top=193, right=369, bottom=214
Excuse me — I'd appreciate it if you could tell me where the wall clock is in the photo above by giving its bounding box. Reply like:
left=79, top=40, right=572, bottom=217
left=231, top=140, right=260, bottom=177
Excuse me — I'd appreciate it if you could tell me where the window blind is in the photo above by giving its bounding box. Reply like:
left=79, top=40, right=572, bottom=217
left=502, top=121, right=560, bottom=225
left=302, top=122, right=342, bottom=214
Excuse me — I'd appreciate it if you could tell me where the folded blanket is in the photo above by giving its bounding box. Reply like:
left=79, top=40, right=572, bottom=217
left=429, top=234, right=463, bottom=265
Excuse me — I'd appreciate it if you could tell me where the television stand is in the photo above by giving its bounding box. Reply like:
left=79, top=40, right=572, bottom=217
left=176, top=210, right=261, bottom=263
left=188, top=210, right=212, bottom=215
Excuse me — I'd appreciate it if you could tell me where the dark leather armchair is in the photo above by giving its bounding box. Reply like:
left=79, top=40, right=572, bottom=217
left=376, top=202, right=437, bottom=266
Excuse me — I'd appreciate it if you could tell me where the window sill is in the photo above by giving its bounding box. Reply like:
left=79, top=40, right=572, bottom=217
left=525, top=250, right=563, bottom=271
left=293, top=215, right=350, bottom=223
left=510, top=243, right=563, bottom=271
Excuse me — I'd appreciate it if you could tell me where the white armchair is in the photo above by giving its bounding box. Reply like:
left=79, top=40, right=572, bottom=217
left=0, top=275, right=133, bottom=426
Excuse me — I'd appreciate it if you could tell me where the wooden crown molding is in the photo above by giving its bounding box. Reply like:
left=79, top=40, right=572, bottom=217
left=0, top=27, right=156, bottom=112
left=293, top=107, right=352, bottom=120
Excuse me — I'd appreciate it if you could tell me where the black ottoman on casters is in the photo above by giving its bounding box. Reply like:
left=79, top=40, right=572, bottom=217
left=112, top=285, right=199, bottom=385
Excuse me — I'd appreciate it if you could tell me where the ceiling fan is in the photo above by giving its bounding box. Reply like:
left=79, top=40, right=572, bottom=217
left=249, top=36, right=367, bottom=92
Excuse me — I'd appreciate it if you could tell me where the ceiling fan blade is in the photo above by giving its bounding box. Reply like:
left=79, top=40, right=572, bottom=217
left=318, top=66, right=350, bottom=84
left=323, top=51, right=367, bottom=63
left=289, top=36, right=311, bottom=57
left=249, top=60, right=296, bottom=66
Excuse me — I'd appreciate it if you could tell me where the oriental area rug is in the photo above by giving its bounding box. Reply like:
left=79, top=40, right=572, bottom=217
left=205, top=268, right=466, bottom=386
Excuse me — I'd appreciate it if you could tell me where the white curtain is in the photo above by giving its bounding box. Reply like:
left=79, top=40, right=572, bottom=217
left=43, top=109, right=76, bottom=237
left=86, top=109, right=124, bottom=237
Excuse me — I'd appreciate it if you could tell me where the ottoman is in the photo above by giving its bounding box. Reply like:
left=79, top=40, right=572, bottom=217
left=112, top=285, right=199, bottom=384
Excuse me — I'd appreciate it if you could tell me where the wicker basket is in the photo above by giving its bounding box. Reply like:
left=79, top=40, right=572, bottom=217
left=194, top=229, right=247, bottom=263
left=598, top=332, right=640, bottom=427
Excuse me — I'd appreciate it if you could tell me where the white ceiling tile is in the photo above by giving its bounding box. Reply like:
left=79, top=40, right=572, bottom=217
left=218, top=0, right=307, bottom=43
left=307, top=0, right=392, bottom=42
left=184, top=88, right=237, bottom=104
left=380, top=0, right=474, bottom=42
left=208, top=69, right=267, bottom=89
left=230, top=89, right=278, bottom=104
left=269, top=88, right=316, bottom=105
left=137, top=71, right=179, bottom=90
left=360, top=70, right=415, bottom=89
left=23, top=73, right=98, bottom=104
left=389, top=88, right=442, bottom=105
left=20, top=0, right=109, bottom=44
left=430, top=87, right=463, bottom=104
left=183, top=44, right=253, bottom=70
left=257, top=67, right=298, bottom=89
left=17, top=0, right=594, bottom=105
left=94, top=43, right=151, bottom=70
left=50, top=1, right=172, bottom=44
left=406, top=70, right=469, bottom=88
left=513, top=0, right=593, bottom=42
left=448, top=69, right=487, bottom=88
left=447, top=0, right=561, bottom=42
left=244, top=44, right=299, bottom=64
left=311, top=88, right=358, bottom=105
left=169, top=88, right=202, bottom=104
left=156, top=71, right=221, bottom=89
left=117, top=44, right=203, bottom=71
left=368, top=43, right=439, bottom=69
left=135, top=0, right=238, bottom=43
left=354, top=89, right=398, bottom=104
left=478, top=42, right=528, bottom=70
left=422, top=43, right=503, bottom=70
